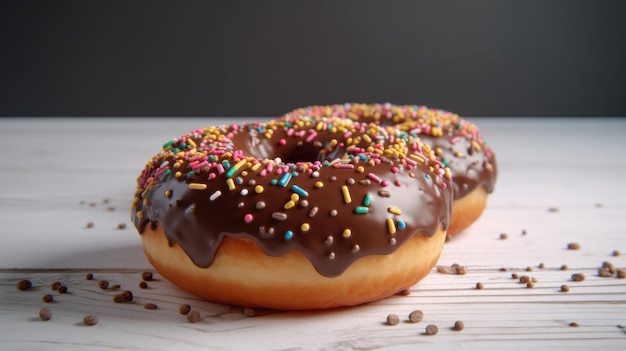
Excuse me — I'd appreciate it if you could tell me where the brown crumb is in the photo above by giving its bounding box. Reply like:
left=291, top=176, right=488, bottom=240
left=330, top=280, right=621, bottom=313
left=526, top=266, right=533, bottom=272
left=58, top=286, right=68, bottom=294
left=39, top=307, right=51, bottom=321
left=425, top=324, right=439, bottom=335
left=526, top=282, right=534, bottom=288
left=110, top=284, right=121, bottom=291
left=113, top=294, right=126, bottom=303
left=617, top=270, right=625, bottom=279
left=452, top=321, right=465, bottom=331
left=106, top=206, right=115, bottom=211
left=560, top=284, right=570, bottom=292
left=475, top=282, right=484, bottom=289
left=16, top=279, right=31, bottom=291
left=511, top=273, right=519, bottom=279
left=117, top=223, right=127, bottom=230
left=499, top=267, right=508, bottom=272
left=548, top=207, right=559, bottom=212
left=102, top=198, right=110, bottom=204
left=395, top=289, right=411, bottom=296
left=83, top=315, right=98, bottom=326
left=386, top=314, right=400, bottom=326
left=531, top=277, right=538, bottom=283
left=571, top=273, right=586, bottom=282
left=436, top=265, right=457, bottom=274
left=143, top=303, right=158, bottom=310
left=187, top=310, right=202, bottom=323
left=42, top=294, right=54, bottom=303
left=138, top=281, right=148, bottom=289
left=560, top=264, right=569, bottom=271
left=598, top=268, right=613, bottom=277
left=120, top=290, right=133, bottom=301
left=602, top=261, right=616, bottom=274
left=499, top=233, right=508, bottom=240
left=612, top=250, right=621, bottom=257
left=85, top=273, right=94, bottom=280
left=51, top=281, right=62, bottom=290
left=519, top=275, right=531, bottom=284
left=567, top=243, right=581, bottom=250
left=521, top=229, right=528, bottom=236
left=538, top=263, right=545, bottom=269
left=243, top=307, right=256, bottom=317
left=98, top=280, right=109, bottom=289
left=142, top=272, right=153, bottom=281
left=85, top=222, right=94, bottom=229
left=409, top=310, right=424, bottom=323
left=179, top=304, right=191, bottom=315
left=455, top=265, right=467, bottom=275
left=569, top=322, right=579, bottom=327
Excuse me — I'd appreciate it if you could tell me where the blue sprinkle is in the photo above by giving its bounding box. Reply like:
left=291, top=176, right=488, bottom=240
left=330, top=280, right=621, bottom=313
left=221, top=160, right=230, bottom=169
left=235, top=176, right=243, bottom=184
left=397, top=221, right=406, bottom=230
left=284, top=231, right=294, bottom=240
left=291, top=184, right=309, bottom=197
left=278, top=172, right=292, bottom=187
left=425, top=174, right=431, bottom=180
left=270, top=179, right=278, bottom=185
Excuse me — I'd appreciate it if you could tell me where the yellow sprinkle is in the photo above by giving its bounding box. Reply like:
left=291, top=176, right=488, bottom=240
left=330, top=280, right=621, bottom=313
left=143, top=199, right=149, bottom=206
left=356, top=166, right=365, bottom=173
left=472, top=140, right=482, bottom=152
left=290, top=193, right=300, bottom=202
left=284, top=200, right=296, bottom=209
left=409, top=172, right=415, bottom=178
left=255, top=185, right=264, bottom=193
left=341, top=185, right=352, bottom=204
left=316, top=121, right=324, bottom=131
left=362, top=134, right=372, bottom=143
left=454, top=151, right=463, bottom=158
left=136, top=210, right=144, bottom=218
left=188, top=138, right=197, bottom=148
left=387, top=218, right=397, bottom=234
left=315, top=181, right=324, bottom=188
left=226, top=178, right=236, bottom=191
left=241, top=171, right=248, bottom=177
left=175, top=171, right=182, bottom=178
left=301, top=223, right=310, bottom=232
left=410, top=154, right=425, bottom=163
left=173, top=162, right=181, bottom=169
left=250, top=162, right=263, bottom=172
left=388, top=207, right=402, bottom=215
left=164, top=190, right=171, bottom=198
left=189, top=183, right=207, bottom=190
left=342, top=229, right=352, bottom=238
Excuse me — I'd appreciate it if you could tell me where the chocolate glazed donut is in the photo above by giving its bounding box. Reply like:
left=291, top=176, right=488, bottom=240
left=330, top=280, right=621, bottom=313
left=131, top=116, right=453, bottom=309
left=282, top=103, right=497, bottom=236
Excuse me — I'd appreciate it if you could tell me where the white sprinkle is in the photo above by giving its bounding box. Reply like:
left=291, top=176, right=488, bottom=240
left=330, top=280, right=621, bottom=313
left=312, top=171, right=320, bottom=178
left=240, top=189, right=249, bottom=196
left=209, top=190, right=222, bottom=201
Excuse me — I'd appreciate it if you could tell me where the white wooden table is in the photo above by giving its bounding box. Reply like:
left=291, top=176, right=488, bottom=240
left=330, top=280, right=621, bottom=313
left=1, top=117, right=625, bottom=350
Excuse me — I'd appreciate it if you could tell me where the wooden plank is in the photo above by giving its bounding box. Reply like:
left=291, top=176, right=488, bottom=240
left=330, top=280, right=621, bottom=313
left=1, top=117, right=625, bottom=350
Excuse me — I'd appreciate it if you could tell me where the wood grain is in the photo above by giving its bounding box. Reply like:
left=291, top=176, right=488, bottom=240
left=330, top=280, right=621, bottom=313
left=1, top=117, right=625, bottom=350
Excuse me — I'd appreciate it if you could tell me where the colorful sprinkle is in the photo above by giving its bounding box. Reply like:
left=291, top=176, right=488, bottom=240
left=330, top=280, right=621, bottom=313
left=189, top=183, right=207, bottom=190
left=341, top=185, right=352, bottom=204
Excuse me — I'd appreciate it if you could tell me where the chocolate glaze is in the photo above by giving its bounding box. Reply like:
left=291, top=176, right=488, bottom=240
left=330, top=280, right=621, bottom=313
left=131, top=117, right=453, bottom=277
left=282, top=103, right=497, bottom=199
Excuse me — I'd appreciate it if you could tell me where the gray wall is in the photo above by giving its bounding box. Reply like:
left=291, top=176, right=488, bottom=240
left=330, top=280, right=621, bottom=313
left=1, top=0, right=625, bottom=117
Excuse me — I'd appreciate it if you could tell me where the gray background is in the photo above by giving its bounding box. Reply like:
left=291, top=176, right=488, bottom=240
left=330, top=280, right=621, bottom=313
left=1, top=0, right=625, bottom=117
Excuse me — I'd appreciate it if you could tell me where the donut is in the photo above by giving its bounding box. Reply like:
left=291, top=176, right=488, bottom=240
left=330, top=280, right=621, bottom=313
left=281, top=103, right=497, bottom=236
left=131, top=115, right=453, bottom=310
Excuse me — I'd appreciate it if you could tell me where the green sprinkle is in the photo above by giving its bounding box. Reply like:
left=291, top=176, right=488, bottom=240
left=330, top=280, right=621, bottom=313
left=162, top=141, right=174, bottom=149
left=354, top=206, right=369, bottom=214
left=363, top=193, right=372, bottom=206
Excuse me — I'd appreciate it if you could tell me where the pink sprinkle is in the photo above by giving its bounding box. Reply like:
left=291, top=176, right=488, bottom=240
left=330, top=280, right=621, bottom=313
left=343, top=131, right=352, bottom=139
left=279, top=138, right=286, bottom=146
left=276, top=168, right=283, bottom=175
left=259, top=169, right=267, bottom=177
left=216, top=164, right=225, bottom=174
left=333, top=163, right=354, bottom=169
left=450, top=136, right=461, bottom=144
left=381, top=180, right=390, bottom=187
left=394, top=180, right=402, bottom=187
left=209, top=173, right=217, bottom=179
left=306, top=130, right=318, bottom=143
left=232, top=124, right=239, bottom=131
left=391, top=166, right=399, bottom=174
left=192, top=161, right=209, bottom=171
left=367, top=173, right=382, bottom=184
left=244, top=214, right=253, bottom=223
left=441, top=182, right=447, bottom=189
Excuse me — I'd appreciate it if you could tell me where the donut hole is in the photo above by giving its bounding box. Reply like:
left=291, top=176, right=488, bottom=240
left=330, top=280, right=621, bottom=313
left=245, top=137, right=345, bottom=164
